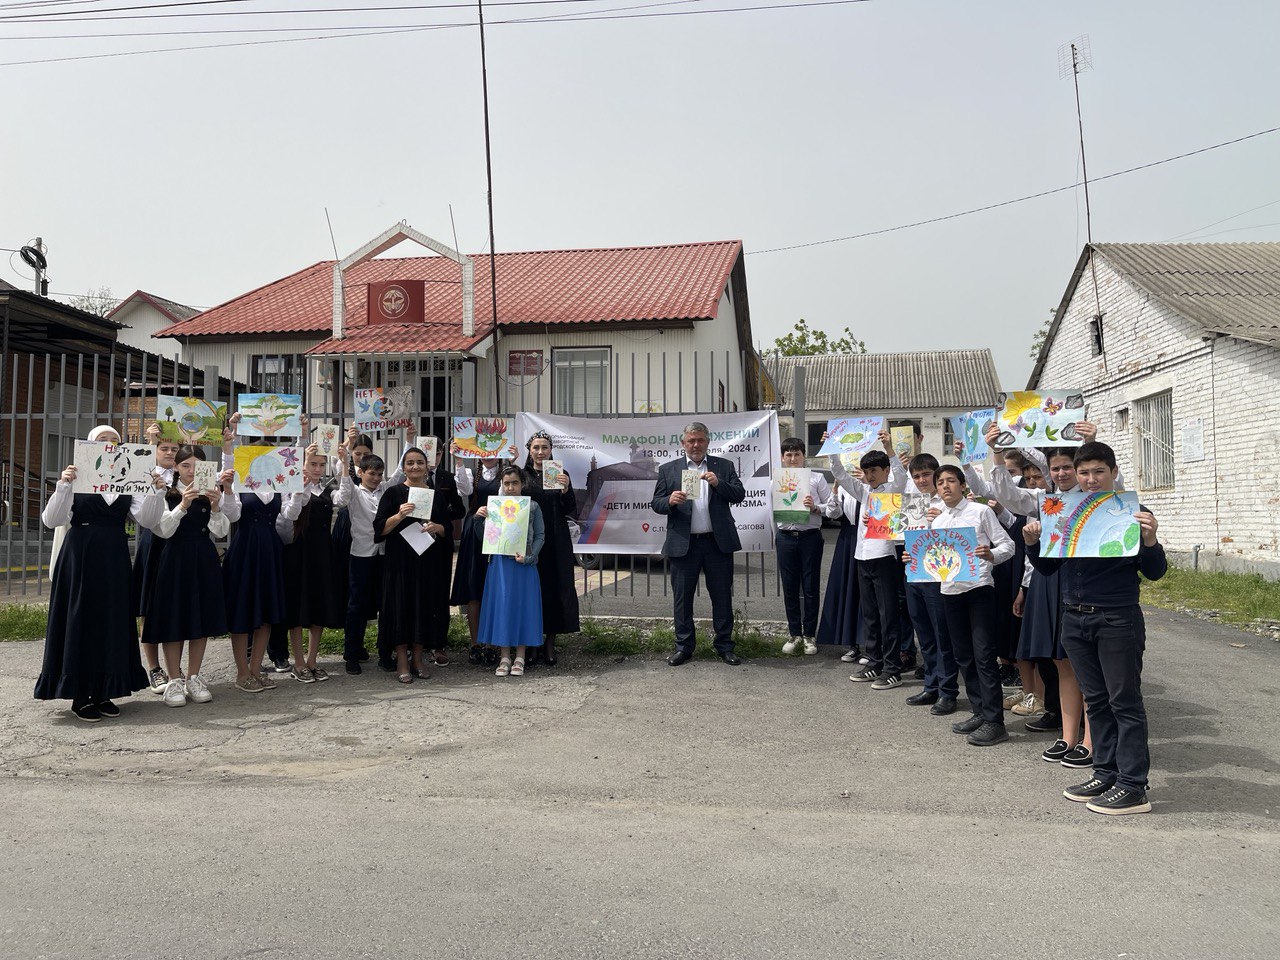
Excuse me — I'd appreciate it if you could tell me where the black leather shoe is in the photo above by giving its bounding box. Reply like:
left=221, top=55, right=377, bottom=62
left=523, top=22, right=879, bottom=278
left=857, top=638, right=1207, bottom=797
left=345, top=661, right=362, bottom=675
left=667, top=649, right=693, bottom=666
left=930, top=697, right=958, bottom=715
left=905, top=690, right=939, bottom=706
left=717, top=651, right=742, bottom=665
left=967, top=721, right=1009, bottom=746
left=357, top=649, right=370, bottom=662
left=951, top=714, right=984, bottom=735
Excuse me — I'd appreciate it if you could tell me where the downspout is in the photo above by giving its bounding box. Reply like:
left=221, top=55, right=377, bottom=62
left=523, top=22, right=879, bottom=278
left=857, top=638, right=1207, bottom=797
left=1209, top=334, right=1221, bottom=554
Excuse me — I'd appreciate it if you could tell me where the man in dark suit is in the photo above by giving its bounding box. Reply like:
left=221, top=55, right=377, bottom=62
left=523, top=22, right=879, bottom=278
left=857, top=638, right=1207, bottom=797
left=651, top=421, right=747, bottom=665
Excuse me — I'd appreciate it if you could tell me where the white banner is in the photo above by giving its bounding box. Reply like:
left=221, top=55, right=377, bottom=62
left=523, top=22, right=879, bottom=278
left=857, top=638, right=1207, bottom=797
left=517, top=411, right=781, bottom=554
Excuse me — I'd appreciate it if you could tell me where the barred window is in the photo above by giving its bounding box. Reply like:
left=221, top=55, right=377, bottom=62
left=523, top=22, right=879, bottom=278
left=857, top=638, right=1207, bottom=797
left=1133, top=390, right=1174, bottom=491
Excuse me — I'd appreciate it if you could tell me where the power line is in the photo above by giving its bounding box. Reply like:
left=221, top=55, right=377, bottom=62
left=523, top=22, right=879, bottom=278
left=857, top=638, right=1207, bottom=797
left=1162, top=197, right=1280, bottom=242
left=0, top=0, right=651, bottom=20
left=0, top=0, right=871, bottom=64
left=751, top=125, right=1280, bottom=255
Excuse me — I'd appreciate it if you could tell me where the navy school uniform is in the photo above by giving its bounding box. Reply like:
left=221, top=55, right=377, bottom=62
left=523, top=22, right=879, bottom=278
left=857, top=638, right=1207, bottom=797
left=282, top=480, right=343, bottom=630
left=526, top=470, right=581, bottom=636
left=146, top=492, right=229, bottom=646
left=223, top=493, right=286, bottom=634
left=816, top=496, right=863, bottom=649
left=449, top=466, right=504, bottom=607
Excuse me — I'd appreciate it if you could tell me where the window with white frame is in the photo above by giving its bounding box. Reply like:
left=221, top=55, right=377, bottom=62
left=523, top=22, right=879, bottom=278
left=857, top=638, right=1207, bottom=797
left=1133, top=390, right=1174, bottom=490
left=553, top=347, right=611, bottom=415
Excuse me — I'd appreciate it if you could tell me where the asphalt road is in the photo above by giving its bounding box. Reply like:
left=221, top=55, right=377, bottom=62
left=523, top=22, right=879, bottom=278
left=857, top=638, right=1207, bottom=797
left=0, top=607, right=1276, bottom=959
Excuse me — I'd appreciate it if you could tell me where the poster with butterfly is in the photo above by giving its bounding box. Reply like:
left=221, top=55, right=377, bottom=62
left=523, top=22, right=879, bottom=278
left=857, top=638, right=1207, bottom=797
left=354, top=387, right=415, bottom=433
left=232, top=445, right=305, bottom=494
left=992, top=391, right=1085, bottom=449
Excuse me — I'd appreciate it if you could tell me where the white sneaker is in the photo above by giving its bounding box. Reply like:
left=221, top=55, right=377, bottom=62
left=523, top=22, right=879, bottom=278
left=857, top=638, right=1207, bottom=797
left=162, top=678, right=187, bottom=708
left=781, top=637, right=800, bottom=654
left=840, top=649, right=860, bottom=663
left=185, top=673, right=213, bottom=704
left=803, top=637, right=818, bottom=655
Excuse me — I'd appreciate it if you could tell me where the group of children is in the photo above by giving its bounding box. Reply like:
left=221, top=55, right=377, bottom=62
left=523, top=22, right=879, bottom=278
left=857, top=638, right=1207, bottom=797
left=36, top=418, right=582, bottom=721
left=777, top=424, right=1166, bottom=816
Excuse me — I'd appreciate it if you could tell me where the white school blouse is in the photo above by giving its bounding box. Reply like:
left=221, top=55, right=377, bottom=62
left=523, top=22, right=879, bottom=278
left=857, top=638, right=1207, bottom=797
left=155, top=482, right=235, bottom=539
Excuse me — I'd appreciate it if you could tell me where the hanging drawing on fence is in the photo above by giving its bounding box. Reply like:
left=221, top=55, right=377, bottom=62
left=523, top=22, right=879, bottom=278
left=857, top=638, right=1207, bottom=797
left=952, top=408, right=997, bottom=464
left=992, top=391, right=1084, bottom=449
left=72, top=441, right=157, bottom=496
left=483, top=496, right=531, bottom=556
left=232, top=445, right=304, bottom=494
left=904, top=527, right=981, bottom=583
left=354, top=387, right=415, bottom=433
left=155, top=395, right=227, bottom=445
left=450, top=416, right=519, bottom=460
left=236, top=394, right=303, bottom=438
left=817, top=416, right=885, bottom=458
left=1038, top=490, right=1141, bottom=559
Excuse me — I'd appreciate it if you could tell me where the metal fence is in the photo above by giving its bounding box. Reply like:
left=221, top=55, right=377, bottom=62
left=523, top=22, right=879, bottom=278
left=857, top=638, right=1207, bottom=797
left=2, top=346, right=784, bottom=601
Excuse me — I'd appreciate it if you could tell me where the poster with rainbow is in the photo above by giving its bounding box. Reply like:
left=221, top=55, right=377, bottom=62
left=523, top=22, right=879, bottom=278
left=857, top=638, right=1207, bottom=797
left=1038, top=490, right=1141, bottom=559
left=904, top=527, right=981, bottom=583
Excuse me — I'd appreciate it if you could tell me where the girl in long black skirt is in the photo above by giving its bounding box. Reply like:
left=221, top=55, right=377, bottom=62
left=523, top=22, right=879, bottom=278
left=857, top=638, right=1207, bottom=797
left=223, top=486, right=291, bottom=693
left=523, top=432, right=580, bottom=665
left=37, top=425, right=167, bottom=722
left=817, top=486, right=864, bottom=659
left=134, top=421, right=182, bottom=694
left=280, top=445, right=343, bottom=683
left=373, top=447, right=464, bottom=682
left=150, top=446, right=234, bottom=707
left=450, top=455, right=504, bottom=664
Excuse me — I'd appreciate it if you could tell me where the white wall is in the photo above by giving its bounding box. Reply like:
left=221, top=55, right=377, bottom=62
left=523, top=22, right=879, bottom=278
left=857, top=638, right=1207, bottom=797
left=115, top=300, right=185, bottom=359
left=1035, top=252, right=1280, bottom=564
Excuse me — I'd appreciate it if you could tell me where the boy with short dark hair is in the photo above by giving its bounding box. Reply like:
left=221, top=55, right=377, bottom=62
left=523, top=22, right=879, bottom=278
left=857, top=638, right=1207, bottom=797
left=830, top=432, right=907, bottom=690
left=775, top=437, right=839, bottom=654
left=1024, top=441, right=1166, bottom=815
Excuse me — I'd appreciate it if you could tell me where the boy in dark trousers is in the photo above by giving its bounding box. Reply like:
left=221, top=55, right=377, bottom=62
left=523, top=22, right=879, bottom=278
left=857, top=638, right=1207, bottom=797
left=1024, top=441, right=1166, bottom=815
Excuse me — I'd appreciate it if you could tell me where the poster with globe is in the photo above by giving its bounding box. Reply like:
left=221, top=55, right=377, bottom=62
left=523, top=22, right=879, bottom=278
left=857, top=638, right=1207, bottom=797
left=904, top=527, right=981, bottom=583
left=155, top=395, right=227, bottom=445
left=816, top=416, right=884, bottom=458
left=354, top=386, right=415, bottom=433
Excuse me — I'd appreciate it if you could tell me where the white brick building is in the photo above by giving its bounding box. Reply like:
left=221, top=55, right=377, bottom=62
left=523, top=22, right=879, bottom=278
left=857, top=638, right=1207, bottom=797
left=1031, top=243, right=1280, bottom=575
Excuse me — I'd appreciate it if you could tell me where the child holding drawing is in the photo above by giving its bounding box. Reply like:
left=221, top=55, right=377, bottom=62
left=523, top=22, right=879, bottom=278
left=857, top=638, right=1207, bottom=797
left=523, top=431, right=580, bottom=666
left=134, top=422, right=182, bottom=694
left=775, top=437, right=839, bottom=655
left=477, top=466, right=546, bottom=676
left=450, top=455, right=506, bottom=665
left=280, top=444, right=343, bottom=683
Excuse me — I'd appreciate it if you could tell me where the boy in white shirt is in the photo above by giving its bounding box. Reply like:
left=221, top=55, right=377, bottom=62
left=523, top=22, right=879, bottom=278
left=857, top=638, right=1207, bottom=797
left=776, top=438, right=841, bottom=654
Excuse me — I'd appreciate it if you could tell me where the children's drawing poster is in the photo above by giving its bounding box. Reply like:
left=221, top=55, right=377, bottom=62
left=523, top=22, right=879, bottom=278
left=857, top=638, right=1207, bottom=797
left=864, top=492, right=904, bottom=541
left=483, top=495, right=531, bottom=556
left=772, top=467, right=810, bottom=525
left=236, top=393, right=303, bottom=438
left=407, top=486, right=435, bottom=521
left=72, top=441, right=157, bottom=496
left=192, top=461, right=220, bottom=492
left=542, top=459, right=564, bottom=487
left=817, top=416, right=884, bottom=458
left=232, top=445, right=304, bottom=494
left=681, top=469, right=703, bottom=499
left=901, top=493, right=932, bottom=532
left=155, top=395, right=227, bottom=445
left=354, top=386, right=415, bottom=433
left=313, top=423, right=342, bottom=456
left=952, top=408, right=996, bottom=465
left=418, top=435, right=438, bottom=464
left=890, top=426, right=915, bottom=458
left=1038, top=490, right=1141, bottom=559
left=450, top=415, right=518, bottom=460
left=993, top=391, right=1085, bottom=449
left=904, top=527, right=981, bottom=583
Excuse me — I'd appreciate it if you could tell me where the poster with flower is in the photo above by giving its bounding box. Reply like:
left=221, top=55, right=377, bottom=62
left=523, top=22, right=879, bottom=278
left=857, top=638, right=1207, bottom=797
left=1038, top=490, right=1141, bottom=558
left=483, top=495, right=531, bottom=556
left=904, top=527, right=981, bottom=583
left=236, top=393, right=303, bottom=438
left=155, top=395, right=227, bottom=445
left=232, top=445, right=304, bottom=494
left=992, top=391, right=1085, bottom=449
left=450, top=415, right=518, bottom=460
left=772, top=467, right=810, bottom=525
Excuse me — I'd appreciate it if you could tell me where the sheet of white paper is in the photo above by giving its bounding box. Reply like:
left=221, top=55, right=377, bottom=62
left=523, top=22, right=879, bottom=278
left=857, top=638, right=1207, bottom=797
left=399, top=522, right=435, bottom=556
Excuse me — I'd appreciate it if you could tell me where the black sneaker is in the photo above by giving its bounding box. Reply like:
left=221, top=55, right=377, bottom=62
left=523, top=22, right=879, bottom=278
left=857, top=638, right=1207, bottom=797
left=94, top=700, right=121, bottom=718
left=71, top=703, right=103, bottom=723
left=966, top=721, right=1008, bottom=746
left=148, top=666, right=169, bottom=695
left=467, top=645, right=483, bottom=665
left=272, top=659, right=292, bottom=674
left=905, top=690, right=939, bottom=706
left=1086, top=785, right=1151, bottom=816
left=930, top=697, right=958, bottom=715
left=1063, top=777, right=1114, bottom=803
left=849, top=667, right=880, bottom=683
left=345, top=661, right=362, bottom=675
left=913, top=665, right=926, bottom=680
left=1041, top=739, right=1071, bottom=762
left=870, top=674, right=902, bottom=691
left=900, top=654, right=918, bottom=674
left=951, top=714, right=984, bottom=735
left=1024, top=712, right=1063, bottom=733
left=998, top=663, right=1019, bottom=690
left=378, top=659, right=396, bottom=672
left=1060, top=745, right=1093, bottom=768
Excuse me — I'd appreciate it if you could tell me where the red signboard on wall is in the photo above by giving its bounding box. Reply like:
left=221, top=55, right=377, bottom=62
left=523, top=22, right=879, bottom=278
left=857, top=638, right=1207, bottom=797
left=508, top=350, right=544, bottom=376
left=367, top=280, right=425, bottom=325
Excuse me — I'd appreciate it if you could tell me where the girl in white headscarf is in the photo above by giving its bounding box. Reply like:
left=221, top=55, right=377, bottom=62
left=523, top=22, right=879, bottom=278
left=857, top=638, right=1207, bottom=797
left=36, top=425, right=167, bottom=722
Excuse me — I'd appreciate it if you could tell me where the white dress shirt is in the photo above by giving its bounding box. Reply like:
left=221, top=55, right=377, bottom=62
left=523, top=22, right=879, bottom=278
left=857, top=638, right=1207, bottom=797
left=829, top=457, right=907, bottom=561
left=685, top=457, right=713, bottom=535
left=929, top=498, right=1015, bottom=596
left=334, top=473, right=395, bottom=557
left=155, top=482, right=233, bottom=540
left=41, top=481, right=165, bottom=530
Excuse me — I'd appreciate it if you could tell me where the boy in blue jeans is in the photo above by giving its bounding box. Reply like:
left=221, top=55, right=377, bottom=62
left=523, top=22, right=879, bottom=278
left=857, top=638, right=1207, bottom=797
left=1024, top=441, right=1166, bottom=815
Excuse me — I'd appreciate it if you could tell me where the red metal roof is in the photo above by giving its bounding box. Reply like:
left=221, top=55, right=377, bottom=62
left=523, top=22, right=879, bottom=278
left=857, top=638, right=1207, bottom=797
left=307, top=322, right=488, bottom=356
left=157, top=241, right=744, bottom=346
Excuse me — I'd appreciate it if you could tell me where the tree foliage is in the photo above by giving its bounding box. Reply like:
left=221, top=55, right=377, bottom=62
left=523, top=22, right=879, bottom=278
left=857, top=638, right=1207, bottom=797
left=65, top=285, right=116, bottom=318
left=769, top=319, right=867, bottom=356
left=1029, top=309, right=1056, bottom=360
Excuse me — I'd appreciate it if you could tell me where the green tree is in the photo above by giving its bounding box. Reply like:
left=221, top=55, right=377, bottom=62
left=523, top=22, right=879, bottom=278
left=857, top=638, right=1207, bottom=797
left=769, top=319, right=867, bottom=356
left=1029, top=309, right=1056, bottom=360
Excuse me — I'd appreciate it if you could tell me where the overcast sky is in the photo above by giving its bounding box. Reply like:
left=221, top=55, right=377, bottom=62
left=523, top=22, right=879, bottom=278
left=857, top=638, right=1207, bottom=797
left=3, top=0, right=1278, bottom=387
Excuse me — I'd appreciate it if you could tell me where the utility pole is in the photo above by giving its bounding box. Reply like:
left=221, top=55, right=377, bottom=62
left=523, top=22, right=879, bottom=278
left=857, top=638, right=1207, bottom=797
left=478, top=0, right=503, bottom=414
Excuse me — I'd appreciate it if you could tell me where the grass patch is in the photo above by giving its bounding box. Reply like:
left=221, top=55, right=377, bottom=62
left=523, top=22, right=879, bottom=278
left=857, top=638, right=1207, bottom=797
left=0, top=603, right=47, bottom=641
left=1141, top=567, right=1280, bottom=625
